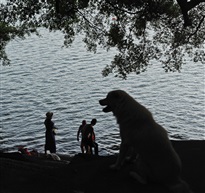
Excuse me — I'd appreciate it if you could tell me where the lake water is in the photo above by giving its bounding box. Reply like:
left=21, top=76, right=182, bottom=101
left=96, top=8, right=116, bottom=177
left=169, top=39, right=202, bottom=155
left=0, top=29, right=204, bottom=155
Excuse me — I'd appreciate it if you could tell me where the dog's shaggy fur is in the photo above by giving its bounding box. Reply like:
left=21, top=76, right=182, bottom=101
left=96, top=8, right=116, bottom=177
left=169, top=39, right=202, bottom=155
left=99, top=90, right=192, bottom=192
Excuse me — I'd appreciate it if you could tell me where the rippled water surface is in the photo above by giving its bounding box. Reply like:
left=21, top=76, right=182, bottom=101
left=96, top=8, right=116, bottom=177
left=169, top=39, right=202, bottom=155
left=1, top=29, right=204, bottom=155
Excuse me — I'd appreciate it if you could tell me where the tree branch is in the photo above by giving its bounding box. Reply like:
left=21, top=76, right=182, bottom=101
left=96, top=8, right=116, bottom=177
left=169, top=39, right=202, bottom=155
left=176, top=0, right=205, bottom=27
left=188, top=15, right=205, bottom=41
left=55, top=0, right=60, bottom=13
left=106, top=1, right=141, bottom=15
left=187, top=0, right=205, bottom=11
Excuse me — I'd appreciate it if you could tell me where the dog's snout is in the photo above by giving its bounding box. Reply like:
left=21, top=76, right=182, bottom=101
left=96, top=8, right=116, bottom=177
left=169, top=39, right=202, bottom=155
left=99, top=99, right=107, bottom=106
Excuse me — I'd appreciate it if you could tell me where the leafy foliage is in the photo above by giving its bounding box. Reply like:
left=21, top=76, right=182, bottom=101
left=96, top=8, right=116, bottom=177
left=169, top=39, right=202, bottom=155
left=0, top=0, right=204, bottom=78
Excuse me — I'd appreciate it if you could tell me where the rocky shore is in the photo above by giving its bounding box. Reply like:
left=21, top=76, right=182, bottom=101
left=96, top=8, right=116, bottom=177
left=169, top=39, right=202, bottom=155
left=0, top=140, right=204, bottom=193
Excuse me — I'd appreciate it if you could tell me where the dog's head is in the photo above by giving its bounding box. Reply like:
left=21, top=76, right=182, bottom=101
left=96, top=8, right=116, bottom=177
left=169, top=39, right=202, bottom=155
left=99, top=90, right=126, bottom=113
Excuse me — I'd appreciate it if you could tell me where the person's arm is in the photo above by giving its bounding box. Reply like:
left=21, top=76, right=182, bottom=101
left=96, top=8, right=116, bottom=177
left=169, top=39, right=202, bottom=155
left=77, top=126, right=81, bottom=141
left=92, top=131, right=95, bottom=141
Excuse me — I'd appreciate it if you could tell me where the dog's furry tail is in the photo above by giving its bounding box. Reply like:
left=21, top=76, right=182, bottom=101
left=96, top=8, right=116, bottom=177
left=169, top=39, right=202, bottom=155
left=168, top=178, right=193, bottom=193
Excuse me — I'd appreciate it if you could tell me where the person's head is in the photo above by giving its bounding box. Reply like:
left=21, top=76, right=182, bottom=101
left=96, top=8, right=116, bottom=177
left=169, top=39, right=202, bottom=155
left=46, top=112, right=53, bottom=119
left=91, top=118, right=97, bottom=126
left=82, top=120, right=86, bottom=125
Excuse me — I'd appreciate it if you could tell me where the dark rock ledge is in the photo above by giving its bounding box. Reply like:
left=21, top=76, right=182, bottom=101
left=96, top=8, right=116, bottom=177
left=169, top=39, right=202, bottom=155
left=0, top=140, right=204, bottom=193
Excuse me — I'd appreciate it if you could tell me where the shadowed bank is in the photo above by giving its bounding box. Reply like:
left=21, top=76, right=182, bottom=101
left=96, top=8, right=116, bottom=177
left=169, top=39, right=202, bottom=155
left=0, top=140, right=204, bottom=193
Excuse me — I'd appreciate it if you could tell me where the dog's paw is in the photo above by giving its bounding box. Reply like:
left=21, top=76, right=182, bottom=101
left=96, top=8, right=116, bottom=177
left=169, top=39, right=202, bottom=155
left=109, top=164, right=121, bottom=170
left=129, top=171, right=147, bottom=184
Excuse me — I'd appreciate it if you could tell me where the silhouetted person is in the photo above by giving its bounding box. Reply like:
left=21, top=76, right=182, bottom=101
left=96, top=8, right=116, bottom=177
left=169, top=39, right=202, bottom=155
left=84, top=119, right=98, bottom=155
left=44, top=112, right=57, bottom=154
left=77, top=120, right=87, bottom=153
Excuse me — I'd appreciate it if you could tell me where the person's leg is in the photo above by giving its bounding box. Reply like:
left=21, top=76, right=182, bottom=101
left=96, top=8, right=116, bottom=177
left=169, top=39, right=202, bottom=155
left=89, top=145, right=93, bottom=154
left=84, top=143, right=90, bottom=154
left=94, top=142, right=98, bottom=155
left=50, top=140, right=56, bottom=153
left=81, top=141, right=85, bottom=153
left=87, top=140, right=93, bottom=154
left=44, top=144, right=47, bottom=154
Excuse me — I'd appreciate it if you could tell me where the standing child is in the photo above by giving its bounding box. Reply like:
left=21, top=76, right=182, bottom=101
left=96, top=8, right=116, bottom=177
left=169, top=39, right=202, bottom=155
left=77, top=120, right=87, bottom=153
left=84, top=119, right=98, bottom=155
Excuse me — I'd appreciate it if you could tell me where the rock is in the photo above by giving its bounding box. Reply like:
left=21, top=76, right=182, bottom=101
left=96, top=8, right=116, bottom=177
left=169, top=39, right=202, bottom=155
left=0, top=140, right=204, bottom=193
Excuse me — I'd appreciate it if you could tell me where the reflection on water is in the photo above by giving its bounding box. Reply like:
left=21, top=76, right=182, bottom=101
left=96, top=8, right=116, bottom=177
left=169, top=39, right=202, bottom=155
left=0, top=29, right=204, bottom=155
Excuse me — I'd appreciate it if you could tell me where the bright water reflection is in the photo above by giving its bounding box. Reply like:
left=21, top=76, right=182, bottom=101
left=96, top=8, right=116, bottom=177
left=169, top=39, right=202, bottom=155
left=0, top=29, right=204, bottom=155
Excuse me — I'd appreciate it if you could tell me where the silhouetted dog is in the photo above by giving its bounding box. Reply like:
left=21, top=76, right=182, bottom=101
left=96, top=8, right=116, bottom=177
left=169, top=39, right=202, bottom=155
left=99, top=90, right=192, bottom=193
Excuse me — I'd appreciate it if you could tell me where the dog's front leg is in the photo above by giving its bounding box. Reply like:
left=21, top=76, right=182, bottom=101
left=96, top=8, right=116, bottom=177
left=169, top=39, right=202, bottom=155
left=110, top=142, right=129, bottom=170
